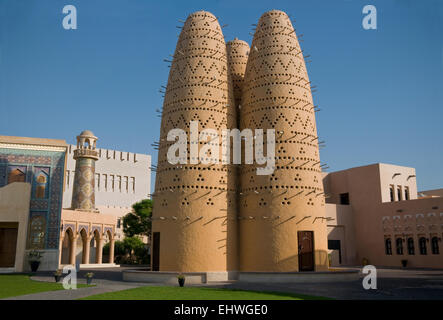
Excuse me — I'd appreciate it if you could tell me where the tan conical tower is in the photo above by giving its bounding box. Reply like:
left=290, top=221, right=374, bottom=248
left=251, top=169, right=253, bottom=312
left=226, top=38, right=250, bottom=111
left=239, top=10, right=328, bottom=272
left=152, top=11, right=238, bottom=275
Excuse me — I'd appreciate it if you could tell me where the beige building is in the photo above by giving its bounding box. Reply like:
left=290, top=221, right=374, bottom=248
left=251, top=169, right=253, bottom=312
left=325, top=163, right=443, bottom=268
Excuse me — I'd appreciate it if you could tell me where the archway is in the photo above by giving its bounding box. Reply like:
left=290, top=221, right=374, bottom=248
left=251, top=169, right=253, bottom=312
left=79, top=229, right=89, bottom=264
left=89, top=229, right=103, bottom=264
left=60, top=228, right=74, bottom=265
left=102, top=230, right=114, bottom=263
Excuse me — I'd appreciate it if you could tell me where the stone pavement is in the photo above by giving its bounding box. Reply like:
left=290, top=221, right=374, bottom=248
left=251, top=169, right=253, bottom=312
left=3, top=267, right=443, bottom=300
left=204, top=268, right=443, bottom=300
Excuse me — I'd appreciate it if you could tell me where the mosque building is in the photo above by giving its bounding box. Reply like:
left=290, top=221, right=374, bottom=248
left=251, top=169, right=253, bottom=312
left=0, top=131, right=151, bottom=272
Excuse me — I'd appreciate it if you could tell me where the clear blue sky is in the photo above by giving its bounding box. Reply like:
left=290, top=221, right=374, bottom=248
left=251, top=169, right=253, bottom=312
left=1, top=0, right=442, bottom=192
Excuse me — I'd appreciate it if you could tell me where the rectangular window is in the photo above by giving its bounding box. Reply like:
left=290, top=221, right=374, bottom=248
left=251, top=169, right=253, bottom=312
left=389, top=185, right=395, bottom=202
left=66, top=170, right=70, bottom=187
left=397, top=186, right=402, bottom=201
left=96, top=173, right=100, bottom=190
left=117, top=175, right=122, bottom=192
left=404, top=186, right=409, bottom=200
left=103, top=174, right=108, bottom=191
left=125, top=176, right=129, bottom=193
left=131, top=177, right=135, bottom=193
left=339, top=193, right=350, bottom=205
left=110, top=175, right=115, bottom=191
left=117, top=218, right=121, bottom=229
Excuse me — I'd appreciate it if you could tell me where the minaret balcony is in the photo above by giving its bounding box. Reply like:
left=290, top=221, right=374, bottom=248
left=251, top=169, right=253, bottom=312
left=73, top=148, right=99, bottom=160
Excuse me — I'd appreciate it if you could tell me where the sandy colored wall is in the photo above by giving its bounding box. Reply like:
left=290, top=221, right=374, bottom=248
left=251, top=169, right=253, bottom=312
left=0, top=182, right=31, bottom=272
left=325, top=203, right=357, bottom=265
left=419, top=188, right=443, bottom=198
left=379, top=163, right=417, bottom=202
left=372, top=197, right=443, bottom=268
left=61, top=209, right=117, bottom=227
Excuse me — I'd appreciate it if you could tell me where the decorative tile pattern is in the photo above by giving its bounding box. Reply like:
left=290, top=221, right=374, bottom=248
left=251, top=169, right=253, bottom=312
left=71, top=158, right=96, bottom=210
left=0, top=147, right=66, bottom=249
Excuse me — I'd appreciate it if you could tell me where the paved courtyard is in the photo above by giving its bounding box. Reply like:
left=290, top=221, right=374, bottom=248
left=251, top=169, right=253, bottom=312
left=209, top=268, right=443, bottom=300
left=3, top=267, right=443, bottom=300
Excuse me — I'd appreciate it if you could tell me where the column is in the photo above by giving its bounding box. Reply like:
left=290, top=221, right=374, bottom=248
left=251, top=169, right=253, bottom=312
left=109, top=238, right=115, bottom=264
left=96, top=237, right=103, bottom=264
left=69, top=235, right=77, bottom=265
left=58, top=236, right=64, bottom=266
left=83, top=236, right=91, bottom=264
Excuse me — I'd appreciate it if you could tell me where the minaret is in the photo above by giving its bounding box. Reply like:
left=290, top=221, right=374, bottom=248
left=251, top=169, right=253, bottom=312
left=71, top=130, right=99, bottom=211
left=239, top=10, right=328, bottom=272
left=151, top=11, right=237, bottom=274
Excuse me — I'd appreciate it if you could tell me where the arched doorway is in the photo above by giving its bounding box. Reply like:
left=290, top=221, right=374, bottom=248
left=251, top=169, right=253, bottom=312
left=60, top=228, right=74, bottom=265
left=89, top=229, right=103, bottom=264
left=103, top=230, right=113, bottom=263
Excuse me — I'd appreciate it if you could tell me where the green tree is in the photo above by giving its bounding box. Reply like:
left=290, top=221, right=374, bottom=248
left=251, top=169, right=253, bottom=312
left=122, top=199, right=152, bottom=240
left=123, top=236, right=144, bottom=254
left=104, top=238, right=147, bottom=264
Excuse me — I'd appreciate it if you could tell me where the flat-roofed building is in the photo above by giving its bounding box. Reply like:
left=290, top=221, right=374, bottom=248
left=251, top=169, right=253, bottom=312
left=324, top=163, right=443, bottom=269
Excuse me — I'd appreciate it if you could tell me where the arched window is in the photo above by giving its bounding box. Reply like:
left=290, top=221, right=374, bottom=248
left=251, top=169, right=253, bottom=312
left=407, top=238, right=415, bottom=255
left=419, top=237, right=427, bottom=255
left=28, top=216, right=45, bottom=249
left=8, top=168, right=26, bottom=184
left=431, top=237, right=439, bottom=255
left=385, top=238, right=392, bottom=255
left=396, top=238, right=403, bottom=255
left=35, top=173, right=48, bottom=199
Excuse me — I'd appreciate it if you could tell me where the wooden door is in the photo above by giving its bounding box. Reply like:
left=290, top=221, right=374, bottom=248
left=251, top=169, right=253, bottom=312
left=152, top=232, right=160, bottom=271
left=0, top=227, right=19, bottom=267
left=298, top=231, right=314, bottom=271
